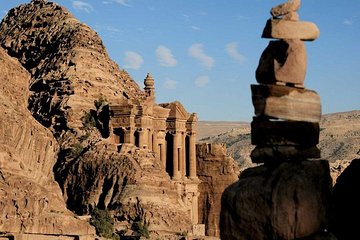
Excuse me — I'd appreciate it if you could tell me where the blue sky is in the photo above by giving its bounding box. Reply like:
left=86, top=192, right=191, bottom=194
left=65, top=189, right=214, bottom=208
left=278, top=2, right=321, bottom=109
left=1, top=1, right=359, bottom=121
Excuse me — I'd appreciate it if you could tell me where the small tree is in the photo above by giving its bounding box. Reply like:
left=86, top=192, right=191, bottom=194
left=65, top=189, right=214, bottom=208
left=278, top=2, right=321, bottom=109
left=94, top=96, right=107, bottom=110
left=81, top=111, right=96, bottom=130
left=90, top=208, right=119, bottom=239
left=132, top=221, right=150, bottom=239
left=70, top=142, right=84, bottom=157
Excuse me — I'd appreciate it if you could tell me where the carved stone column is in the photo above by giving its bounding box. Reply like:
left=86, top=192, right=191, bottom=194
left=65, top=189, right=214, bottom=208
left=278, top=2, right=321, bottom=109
left=148, top=129, right=153, bottom=150
left=160, top=141, right=166, bottom=170
left=173, top=132, right=180, bottom=180
left=189, top=132, right=197, bottom=179
left=124, top=128, right=135, bottom=145
left=179, top=132, right=186, bottom=178
left=139, top=129, right=146, bottom=148
left=192, top=192, right=200, bottom=224
left=153, top=131, right=159, bottom=154
left=178, top=133, right=185, bottom=178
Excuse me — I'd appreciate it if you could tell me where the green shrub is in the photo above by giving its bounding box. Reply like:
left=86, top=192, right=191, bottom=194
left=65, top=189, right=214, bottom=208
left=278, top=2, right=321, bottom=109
left=70, top=142, right=83, bottom=157
left=79, top=132, right=91, bottom=142
left=90, top=208, right=119, bottom=239
left=82, top=111, right=96, bottom=129
left=94, top=96, right=107, bottom=110
left=132, top=221, right=150, bottom=239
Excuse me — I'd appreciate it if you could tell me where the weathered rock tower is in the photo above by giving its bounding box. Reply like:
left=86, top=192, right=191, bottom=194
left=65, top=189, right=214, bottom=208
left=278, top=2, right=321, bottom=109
left=221, top=1, right=334, bottom=239
left=252, top=0, right=321, bottom=162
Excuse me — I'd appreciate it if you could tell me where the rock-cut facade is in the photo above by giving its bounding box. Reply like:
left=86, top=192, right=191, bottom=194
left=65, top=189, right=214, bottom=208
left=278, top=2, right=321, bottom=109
left=109, top=73, right=201, bottom=225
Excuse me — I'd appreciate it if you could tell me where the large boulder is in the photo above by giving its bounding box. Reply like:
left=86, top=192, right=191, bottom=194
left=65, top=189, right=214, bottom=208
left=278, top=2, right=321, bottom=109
left=220, top=160, right=332, bottom=240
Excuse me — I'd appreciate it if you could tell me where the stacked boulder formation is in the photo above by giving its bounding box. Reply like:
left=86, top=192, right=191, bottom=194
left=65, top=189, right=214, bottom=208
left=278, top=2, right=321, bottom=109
left=220, top=1, right=334, bottom=239
left=252, top=0, right=321, bottom=163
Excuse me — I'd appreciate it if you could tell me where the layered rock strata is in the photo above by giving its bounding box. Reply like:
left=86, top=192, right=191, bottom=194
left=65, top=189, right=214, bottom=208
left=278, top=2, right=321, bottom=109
left=221, top=1, right=333, bottom=239
left=0, top=47, right=95, bottom=238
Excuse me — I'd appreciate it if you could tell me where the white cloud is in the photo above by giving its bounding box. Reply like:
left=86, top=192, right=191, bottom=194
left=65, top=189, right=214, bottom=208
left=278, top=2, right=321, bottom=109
left=198, top=11, right=207, bottom=16
left=123, top=51, right=144, bottom=70
left=106, top=26, right=121, bottom=33
left=164, top=79, right=177, bottom=89
left=343, top=19, right=353, bottom=25
left=95, top=24, right=121, bottom=33
left=195, top=75, right=209, bottom=87
left=190, top=26, right=200, bottom=31
left=156, top=45, right=178, bottom=67
left=226, top=42, right=246, bottom=64
left=182, top=14, right=191, bottom=22
left=72, top=1, right=94, bottom=13
left=102, top=0, right=131, bottom=7
left=188, top=44, right=215, bottom=69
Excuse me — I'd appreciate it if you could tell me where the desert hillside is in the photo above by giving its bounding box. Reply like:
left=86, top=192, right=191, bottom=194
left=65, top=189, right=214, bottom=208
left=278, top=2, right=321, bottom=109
left=198, top=110, right=360, bottom=171
left=197, top=121, right=248, bottom=140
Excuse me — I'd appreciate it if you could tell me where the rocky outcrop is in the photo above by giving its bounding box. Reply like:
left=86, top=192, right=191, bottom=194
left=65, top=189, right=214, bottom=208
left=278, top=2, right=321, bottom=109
left=0, top=47, right=94, bottom=237
left=196, top=143, right=240, bottom=237
left=221, top=1, right=334, bottom=239
left=0, top=1, right=194, bottom=237
left=0, top=0, right=144, bottom=134
left=55, top=143, right=192, bottom=235
left=332, top=159, right=360, bottom=240
left=221, top=161, right=332, bottom=240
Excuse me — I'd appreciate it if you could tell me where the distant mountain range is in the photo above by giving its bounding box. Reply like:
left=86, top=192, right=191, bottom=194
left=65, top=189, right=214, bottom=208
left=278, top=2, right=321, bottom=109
left=198, top=110, right=360, bottom=174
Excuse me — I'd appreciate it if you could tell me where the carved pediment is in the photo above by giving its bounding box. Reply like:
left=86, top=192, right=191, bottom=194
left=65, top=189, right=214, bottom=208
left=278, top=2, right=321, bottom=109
left=160, top=101, right=190, bottom=120
left=154, top=104, right=171, bottom=118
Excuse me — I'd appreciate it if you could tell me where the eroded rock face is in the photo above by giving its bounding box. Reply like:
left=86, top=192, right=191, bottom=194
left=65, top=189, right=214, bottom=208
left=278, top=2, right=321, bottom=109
left=0, top=47, right=94, bottom=236
left=221, top=160, right=332, bottom=240
left=196, top=143, right=240, bottom=237
left=0, top=1, right=193, bottom=237
left=55, top=143, right=192, bottom=235
left=0, top=0, right=144, bottom=133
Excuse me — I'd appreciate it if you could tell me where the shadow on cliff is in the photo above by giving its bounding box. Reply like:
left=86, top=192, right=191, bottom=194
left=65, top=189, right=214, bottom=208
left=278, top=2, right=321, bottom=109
left=332, top=158, right=360, bottom=240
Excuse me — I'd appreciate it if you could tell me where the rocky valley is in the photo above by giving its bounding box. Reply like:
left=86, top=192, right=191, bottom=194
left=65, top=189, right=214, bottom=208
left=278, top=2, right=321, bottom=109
left=198, top=110, right=360, bottom=181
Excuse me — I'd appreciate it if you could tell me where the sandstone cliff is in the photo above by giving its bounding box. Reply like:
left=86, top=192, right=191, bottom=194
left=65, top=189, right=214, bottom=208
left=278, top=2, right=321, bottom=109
left=196, top=143, right=240, bottom=237
left=0, top=0, right=193, bottom=237
left=0, top=47, right=94, bottom=237
left=0, top=0, right=144, bottom=134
